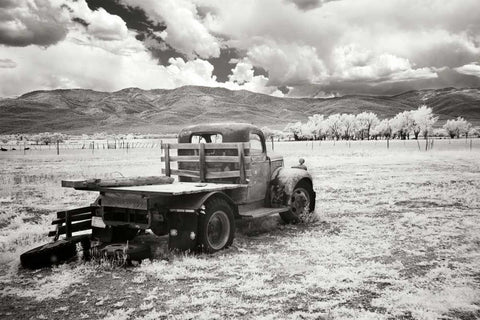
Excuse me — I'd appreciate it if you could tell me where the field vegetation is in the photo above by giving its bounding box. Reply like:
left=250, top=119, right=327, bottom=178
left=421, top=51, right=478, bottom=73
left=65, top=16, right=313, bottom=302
left=0, top=140, right=479, bottom=319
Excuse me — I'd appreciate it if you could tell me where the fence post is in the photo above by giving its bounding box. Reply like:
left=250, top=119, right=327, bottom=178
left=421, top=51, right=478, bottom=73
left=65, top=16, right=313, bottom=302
left=56, top=140, right=59, bottom=155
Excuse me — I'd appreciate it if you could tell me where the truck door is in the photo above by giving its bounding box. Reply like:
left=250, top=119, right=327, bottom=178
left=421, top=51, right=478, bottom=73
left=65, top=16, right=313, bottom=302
left=247, top=132, right=270, bottom=203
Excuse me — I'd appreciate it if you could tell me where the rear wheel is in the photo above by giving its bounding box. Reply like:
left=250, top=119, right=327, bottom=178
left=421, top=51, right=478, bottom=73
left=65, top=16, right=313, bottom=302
left=280, top=181, right=315, bottom=224
left=198, top=198, right=235, bottom=253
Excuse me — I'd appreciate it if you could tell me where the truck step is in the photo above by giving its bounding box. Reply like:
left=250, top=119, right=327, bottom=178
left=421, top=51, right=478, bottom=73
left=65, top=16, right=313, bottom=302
left=239, top=207, right=290, bottom=219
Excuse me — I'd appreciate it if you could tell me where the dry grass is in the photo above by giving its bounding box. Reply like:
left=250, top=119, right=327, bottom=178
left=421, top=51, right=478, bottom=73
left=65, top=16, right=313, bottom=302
left=0, top=139, right=479, bottom=319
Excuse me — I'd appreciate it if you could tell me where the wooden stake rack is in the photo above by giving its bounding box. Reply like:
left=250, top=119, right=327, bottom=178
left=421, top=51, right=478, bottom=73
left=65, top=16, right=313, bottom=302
left=161, top=142, right=251, bottom=183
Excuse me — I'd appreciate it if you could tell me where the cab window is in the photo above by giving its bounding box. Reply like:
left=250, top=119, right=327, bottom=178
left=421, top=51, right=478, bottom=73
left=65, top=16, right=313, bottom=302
left=191, top=133, right=223, bottom=143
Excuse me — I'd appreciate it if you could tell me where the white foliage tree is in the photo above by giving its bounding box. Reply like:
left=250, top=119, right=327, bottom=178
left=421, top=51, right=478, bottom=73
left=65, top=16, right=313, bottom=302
left=411, top=105, right=438, bottom=139
left=374, top=119, right=393, bottom=139
left=325, top=114, right=342, bottom=140
left=443, top=117, right=472, bottom=139
left=356, top=112, right=379, bottom=140
left=340, top=113, right=357, bottom=140
left=391, top=111, right=414, bottom=139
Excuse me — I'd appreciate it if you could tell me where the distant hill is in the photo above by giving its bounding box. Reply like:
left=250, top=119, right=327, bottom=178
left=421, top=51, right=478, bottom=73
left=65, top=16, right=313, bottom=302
left=0, top=86, right=479, bottom=134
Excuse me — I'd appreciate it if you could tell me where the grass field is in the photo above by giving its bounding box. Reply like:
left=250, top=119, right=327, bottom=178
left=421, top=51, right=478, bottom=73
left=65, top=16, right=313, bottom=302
left=0, top=139, right=479, bottom=319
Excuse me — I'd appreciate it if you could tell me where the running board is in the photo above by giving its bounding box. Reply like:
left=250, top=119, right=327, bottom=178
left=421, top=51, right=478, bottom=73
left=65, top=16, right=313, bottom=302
left=239, top=207, right=289, bottom=219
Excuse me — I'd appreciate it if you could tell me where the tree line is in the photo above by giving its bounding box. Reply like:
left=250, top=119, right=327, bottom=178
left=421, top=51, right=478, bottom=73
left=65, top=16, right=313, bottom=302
left=276, top=106, right=476, bottom=141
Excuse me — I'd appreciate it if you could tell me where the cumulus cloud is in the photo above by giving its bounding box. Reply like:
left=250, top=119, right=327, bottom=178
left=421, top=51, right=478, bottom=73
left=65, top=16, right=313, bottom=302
left=121, top=0, right=221, bottom=59
left=1, top=0, right=480, bottom=97
left=247, top=42, right=328, bottom=86
left=0, top=0, right=69, bottom=46
left=455, top=63, right=480, bottom=77
left=332, top=45, right=436, bottom=82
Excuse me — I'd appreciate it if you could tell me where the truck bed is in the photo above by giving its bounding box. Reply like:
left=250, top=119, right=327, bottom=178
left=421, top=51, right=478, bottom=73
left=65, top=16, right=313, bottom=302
left=99, top=182, right=247, bottom=196
left=63, top=178, right=247, bottom=196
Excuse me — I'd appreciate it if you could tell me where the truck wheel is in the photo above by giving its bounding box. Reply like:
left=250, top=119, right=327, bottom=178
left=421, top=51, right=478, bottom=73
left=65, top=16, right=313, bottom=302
left=280, top=181, right=315, bottom=224
left=20, top=240, right=77, bottom=269
left=198, top=198, right=235, bottom=253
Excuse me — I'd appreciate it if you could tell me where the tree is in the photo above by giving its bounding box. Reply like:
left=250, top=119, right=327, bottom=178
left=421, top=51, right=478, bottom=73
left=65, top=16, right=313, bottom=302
left=340, top=114, right=357, bottom=140
left=284, top=122, right=303, bottom=141
left=325, top=114, right=342, bottom=140
left=391, top=111, right=414, bottom=139
left=306, top=114, right=325, bottom=140
left=411, top=105, right=438, bottom=139
left=374, top=119, right=393, bottom=139
left=443, top=117, right=471, bottom=138
left=356, top=112, right=379, bottom=140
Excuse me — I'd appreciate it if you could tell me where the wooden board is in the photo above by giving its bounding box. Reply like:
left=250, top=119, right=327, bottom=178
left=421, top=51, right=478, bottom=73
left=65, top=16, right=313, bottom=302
left=62, top=176, right=174, bottom=190
left=98, top=182, right=248, bottom=196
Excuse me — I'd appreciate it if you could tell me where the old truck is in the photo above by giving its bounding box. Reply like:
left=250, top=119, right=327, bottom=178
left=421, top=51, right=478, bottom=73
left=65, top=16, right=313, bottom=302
left=20, top=123, right=316, bottom=268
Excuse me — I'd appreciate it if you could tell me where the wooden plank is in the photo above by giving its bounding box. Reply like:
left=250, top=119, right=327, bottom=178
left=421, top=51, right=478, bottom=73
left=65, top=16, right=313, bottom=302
left=238, top=143, right=246, bottom=184
left=52, top=212, right=92, bottom=225
left=57, top=206, right=94, bottom=219
left=162, top=155, right=251, bottom=163
left=166, top=142, right=249, bottom=149
left=48, top=220, right=92, bottom=237
left=62, top=176, right=174, bottom=189
left=199, top=143, right=206, bottom=182
left=100, top=182, right=247, bottom=196
left=206, top=170, right=252, bottom=179
left=162, top=169, right=200, bottom=178
left=164, top=144, right=171, bottom=177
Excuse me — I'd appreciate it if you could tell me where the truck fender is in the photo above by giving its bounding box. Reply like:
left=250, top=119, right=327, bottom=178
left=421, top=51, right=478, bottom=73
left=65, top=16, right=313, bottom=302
left=269, top=167, right=314, bottom=207
left=170, top=191, right=237, bottom=216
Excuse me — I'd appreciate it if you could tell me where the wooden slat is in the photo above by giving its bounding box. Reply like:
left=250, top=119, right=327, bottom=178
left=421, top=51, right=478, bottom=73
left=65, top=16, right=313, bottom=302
left=199, top=143, right=206, bottom=182
left=52, top=212, right=92, bottom=225
left=48, top=220, right=92, bottom=237
left=57, top=206, right=94, bottom=219
left=206, top=170, right=252, bottom=179
left=164, top=144, right=171, bottom=177
left=162, top=169, right=200, bottom=178
left=162, top=155, right=251, bottom=163
left=165, top=142, right=249, bottom=149
left=238, top=143, right=246, bottom=183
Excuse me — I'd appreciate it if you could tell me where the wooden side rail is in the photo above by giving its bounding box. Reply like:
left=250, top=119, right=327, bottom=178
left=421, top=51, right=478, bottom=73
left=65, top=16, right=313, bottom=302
left=161, top=142, right=249, bottom=183
left=49, top=206, right=94, bottom=239
left=161, top=169, right=252, bottom=179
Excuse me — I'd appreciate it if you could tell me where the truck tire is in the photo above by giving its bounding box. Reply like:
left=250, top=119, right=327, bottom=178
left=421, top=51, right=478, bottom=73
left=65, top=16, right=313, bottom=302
left=198, top=198, right=235, bottom=253
left=20, top=240, right=77, bottom=269
left=280, top=180, right=315, bottom=224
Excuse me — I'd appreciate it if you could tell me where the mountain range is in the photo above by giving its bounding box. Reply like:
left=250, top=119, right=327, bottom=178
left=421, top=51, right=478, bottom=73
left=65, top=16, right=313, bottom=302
left=1, top=86, right=479, bottom=134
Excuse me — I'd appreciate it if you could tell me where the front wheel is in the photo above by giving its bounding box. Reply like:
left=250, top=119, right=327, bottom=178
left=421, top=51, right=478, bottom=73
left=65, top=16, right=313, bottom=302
left=280, top=180, right=315, bottom=224
left=198, top=198, right=235, bottom=253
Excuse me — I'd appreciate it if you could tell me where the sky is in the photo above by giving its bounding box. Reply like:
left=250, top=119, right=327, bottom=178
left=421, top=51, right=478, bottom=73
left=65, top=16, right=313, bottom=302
left=1, top=0, right=480, bottom=98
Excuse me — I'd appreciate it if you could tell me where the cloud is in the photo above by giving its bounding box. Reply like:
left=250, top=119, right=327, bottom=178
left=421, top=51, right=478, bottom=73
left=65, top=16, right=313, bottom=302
left=247, top=42, right=328, bottom=86
left=121, top=0, right=221, bottom=59
left=0, top=0, right=69, bottom=46
left=0, top=58, right=16, bottom=68
left=87, top=8, right=128, bottom=40
left=455, top=63, right=480, bottom=77
left=331, top=44, right=436, bottom=82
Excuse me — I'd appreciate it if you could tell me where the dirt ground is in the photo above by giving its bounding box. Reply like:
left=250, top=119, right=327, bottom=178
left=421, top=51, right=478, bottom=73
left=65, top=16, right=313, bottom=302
left=0, top=140, right=479, bottom=319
